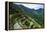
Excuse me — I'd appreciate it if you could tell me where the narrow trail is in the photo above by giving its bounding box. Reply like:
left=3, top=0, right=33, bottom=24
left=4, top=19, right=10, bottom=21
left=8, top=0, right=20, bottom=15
left=14, top=15, right=41, bottom=29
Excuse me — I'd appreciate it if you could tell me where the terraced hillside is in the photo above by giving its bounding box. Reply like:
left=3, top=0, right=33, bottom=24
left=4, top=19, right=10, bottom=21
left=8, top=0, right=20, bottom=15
left=9, top=3, right=44, bottom=30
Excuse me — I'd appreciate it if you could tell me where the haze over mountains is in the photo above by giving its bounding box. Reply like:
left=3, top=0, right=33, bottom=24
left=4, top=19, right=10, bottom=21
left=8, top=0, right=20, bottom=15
left=15, top=3, right=43, bottom=10
left=12, top=4, right=44, bottom=16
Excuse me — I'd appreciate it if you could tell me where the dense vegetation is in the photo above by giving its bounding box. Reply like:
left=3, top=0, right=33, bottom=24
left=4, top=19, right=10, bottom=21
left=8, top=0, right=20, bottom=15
left=9, top=2, right=44, bottom=30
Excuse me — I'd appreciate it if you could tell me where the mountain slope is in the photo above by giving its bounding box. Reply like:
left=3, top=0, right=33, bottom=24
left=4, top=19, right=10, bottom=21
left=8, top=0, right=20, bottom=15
left=9, top=3, right=44, bottom=29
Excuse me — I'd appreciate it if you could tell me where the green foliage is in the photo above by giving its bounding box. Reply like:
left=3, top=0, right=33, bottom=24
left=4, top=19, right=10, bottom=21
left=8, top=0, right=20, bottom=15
left=9, top=3, right=44, bottom=29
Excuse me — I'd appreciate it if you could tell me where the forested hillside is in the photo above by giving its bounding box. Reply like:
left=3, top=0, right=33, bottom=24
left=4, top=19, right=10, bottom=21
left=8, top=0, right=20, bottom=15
left=9, top=2, right=44, bottom=30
